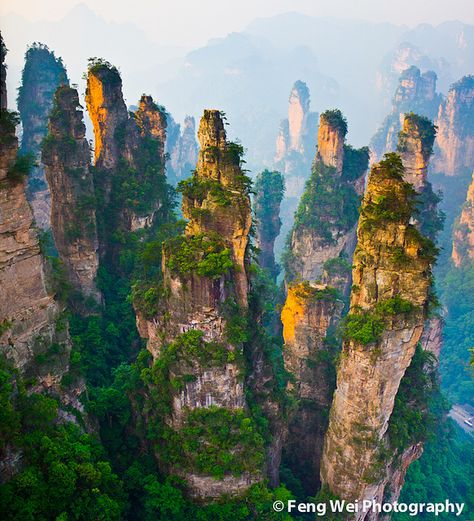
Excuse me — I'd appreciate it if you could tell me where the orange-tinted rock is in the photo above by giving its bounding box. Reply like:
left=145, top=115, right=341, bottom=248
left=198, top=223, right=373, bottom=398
left=281, top=282, right=343, bottom=492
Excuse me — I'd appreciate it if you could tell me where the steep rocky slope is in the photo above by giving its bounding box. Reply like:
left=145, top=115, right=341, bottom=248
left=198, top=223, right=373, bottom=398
left=167, top=115, right=199, bottom=184
left=285, top=109, right=368, bottom=288
left=281, top=282, right=343, bottom=492
left=321, top=153, right=436, bottom=515
left=280, top=109, right=368, bottom=493
left=134, top=110, right=264, bottom=499
left=17, top=43, right=69, bottom=229
left=273, top=81, right=319, bottom=257
left=371, top=66, right=441, bottom=161
left=42, top=85, right=100, bottom=303
left=85, top=60, right=169, bottom=256
left=0, top=39, right=69, bottom=387
left=432, top=75, right=474, bottom=178
left=452, top=172, right=474, bottom=267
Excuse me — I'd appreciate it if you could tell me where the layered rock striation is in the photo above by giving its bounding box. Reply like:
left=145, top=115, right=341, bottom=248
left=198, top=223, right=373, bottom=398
left=285, top=109, right=368, bottom=288
left=281, top=282, right=343, bottom=492
left=135, top=110, right=263, bottom=499
left=452, top=172, right=474, bottom=267
left=17, top=43, right=69, bottom=229
left=321, top=153, right=436, bottom=515
left=85, top=60, right=169, bottom=255
left=254, top=170, right=285, bottom=280
left=42, top=85, right=100, bottom=303
left=432, top=75, right=474, bottom=178
left=280, top=109, right=368, bottom=492
left=0, top=39, right=69, bottom=386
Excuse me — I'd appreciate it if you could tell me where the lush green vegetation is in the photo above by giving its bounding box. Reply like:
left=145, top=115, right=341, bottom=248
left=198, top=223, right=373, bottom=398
left=439, top=263, right=474, bottom=406
left=388, top=344, right=438, bottom=451
left=178, top=176, right=232, bottom=207
left=341, top=145, right=369, bottom=182
left=343, top=297, right=416, bottom=346
left=394, top=416, right=474, bottom=520
left=0, top=109, right=19, bottom=146
left=397, top=112, right=437, bottom=159
left=320, top=109, right=348, bottom=137
left=0, top=358, right=127, bottom=520
left=254, top=170, right=285, bottom=238
left=87, top=57, right=121, bottom=83
left=292, top=161, right=360, bottom=244
left=165, top=232, right=234, bottom=279
left=7, top=152, right=35, bottom=184
left=164, top=406, right=265, bottom=479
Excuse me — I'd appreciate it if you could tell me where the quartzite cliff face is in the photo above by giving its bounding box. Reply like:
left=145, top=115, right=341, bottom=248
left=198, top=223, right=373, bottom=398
left=42, top=85, right=101, bottom=303
left=86, top=61, right=168, bottom=251
left=452, top=172, right=474, bottom=267
left=274, top=81, right=319, bottom=257
left=17, top=43, right=69, bottom=229
left=432, top=75, right=474, bottom=178
left=371, top=66, right=441, bottom=162
left=285, top=109, right=368, bottom=287
left=135, top=110, right=263, bottom=499
left=280, top=109, right=368, bottom=493
left=281, top=282, right=343, bottom=492
left=321, top=154, right=435, bottom=517
left=0, top=38, right=69, bottom=386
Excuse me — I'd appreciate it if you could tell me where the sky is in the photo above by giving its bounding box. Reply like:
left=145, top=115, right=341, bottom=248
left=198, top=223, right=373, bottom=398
left=1, top=0, right=473, bottom=48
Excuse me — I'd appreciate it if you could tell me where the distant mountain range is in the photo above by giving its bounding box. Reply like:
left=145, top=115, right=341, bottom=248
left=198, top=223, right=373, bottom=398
left=1, top=5, right=473, bottom=171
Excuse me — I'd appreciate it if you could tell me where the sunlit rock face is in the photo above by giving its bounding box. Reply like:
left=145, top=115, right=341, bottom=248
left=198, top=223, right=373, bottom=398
left=280, top=110, right=368, bottom=493
left=86, top=62, right=168, bottom=253
left=85, top=62, right=128, bottom=171
left=134, top=110, right=262, bottom=499
left=321, top=155, right=434, bottom=516
left=371, top=66, right=441, bottom=162
left=432, top=76, right=474, bottom=178
left=17, top=43, right=69, bottom=229
left=281, top=282, right=343, bottom=493
left=452, top=172, right=474, bottom=267
left=42, top=85, right=101, bottom=303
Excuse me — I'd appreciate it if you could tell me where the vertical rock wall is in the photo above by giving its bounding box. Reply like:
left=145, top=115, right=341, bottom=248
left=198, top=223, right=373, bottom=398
left=321, top=154, right=435, bottom=515
left=135, top=110, right=263, bottom=499
left=371, top=66, right=441, bottom=162
left=0, top=38, right=69, bottom=385
left=433, top=75, right=474, bottom=178
left=452, top=172, right=474, bottom=267
left=42, top=85, right=100, bottom=303
left=17, top=43, right=69, bottom=229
